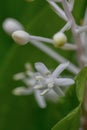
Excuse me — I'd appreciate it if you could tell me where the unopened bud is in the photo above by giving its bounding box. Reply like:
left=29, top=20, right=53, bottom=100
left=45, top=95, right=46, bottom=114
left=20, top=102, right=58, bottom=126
left=53, top=32, right=67, bottom=47
left=12, top=30, right=30, bottom=45
left=2, top=18, right=23, bottom=35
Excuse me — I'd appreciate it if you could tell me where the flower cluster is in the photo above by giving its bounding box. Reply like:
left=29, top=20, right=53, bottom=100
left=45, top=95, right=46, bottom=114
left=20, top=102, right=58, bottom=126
left=34, top=62, right=74, bottom=95
left=12, top=62, right=74, bottom=108
left=2, top=0, right=87, bottom=129
left=2, top=0, right=87, bottom=107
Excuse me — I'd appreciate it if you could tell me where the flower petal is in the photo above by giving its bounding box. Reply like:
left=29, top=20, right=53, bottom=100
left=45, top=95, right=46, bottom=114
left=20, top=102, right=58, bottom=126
left=35, top=62, right=50, bottom=76
left=54, top=78, right=75, bottom=86
left=52, top=62, right=69, bottom=77
left=12, top=86, right=33, bottom=95
left=45, top=90, right=58, bottom=102
left=34, top=90, right=46, bottom=108
left=13, top=72, right=25, bottom=80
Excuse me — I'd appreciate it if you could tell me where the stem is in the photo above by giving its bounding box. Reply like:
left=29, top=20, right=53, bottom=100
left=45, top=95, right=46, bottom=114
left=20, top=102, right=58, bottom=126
left=82, top=85, right=87, bottom=130
left=61, top=0, right=84, bottom=67
left=30, top=35, right=53, bottom=43
left=60, top=21, right=71, bottom=32
left=47, top=1, right=67, bottom=21
left=31, top=40, right=80, bottom=74
left=62, top=43, right=77, bottom=50
left=77, top=26, right=87, bottom=34
left=60, top=1, right=87, bottom=130
left=30, top=35, right=77, bottom=50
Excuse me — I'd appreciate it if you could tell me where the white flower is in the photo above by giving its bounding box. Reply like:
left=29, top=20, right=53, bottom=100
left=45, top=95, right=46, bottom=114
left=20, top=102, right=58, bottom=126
left=34, top=62, right=75, bottom=95
left=12, top=63, right=58, bottom=108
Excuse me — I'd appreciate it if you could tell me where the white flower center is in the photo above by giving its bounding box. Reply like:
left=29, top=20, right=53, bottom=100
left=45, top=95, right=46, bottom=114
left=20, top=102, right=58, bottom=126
left=46, top=77, right=54, bottom=89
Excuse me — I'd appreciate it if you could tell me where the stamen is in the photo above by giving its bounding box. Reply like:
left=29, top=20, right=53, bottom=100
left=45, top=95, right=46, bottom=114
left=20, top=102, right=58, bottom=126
left=40, top=89, right=49, bottom=96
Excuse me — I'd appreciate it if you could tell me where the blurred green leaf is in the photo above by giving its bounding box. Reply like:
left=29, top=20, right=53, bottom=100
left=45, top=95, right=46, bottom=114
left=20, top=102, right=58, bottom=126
left=52, top=66, right=87, bottom=130
left=76, top=67, right=87, bottom=102
left=51, top=83, right=80, bottom=130
left=0, top=0, right=86, bottom=130
left=52, top=105, right=81, bottom=130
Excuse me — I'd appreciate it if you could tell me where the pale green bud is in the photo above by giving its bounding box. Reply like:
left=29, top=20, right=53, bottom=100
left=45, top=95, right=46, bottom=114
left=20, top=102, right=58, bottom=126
left=12, top=30, right=30, bottom=45
left=53, top=32, right=67, bottom=47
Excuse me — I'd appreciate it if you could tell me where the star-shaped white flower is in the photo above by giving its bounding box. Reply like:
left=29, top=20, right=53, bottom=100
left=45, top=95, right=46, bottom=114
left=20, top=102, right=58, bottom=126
left=12, top=63, right=58, bottom=108
left=34, top=62, right=75, bottom=95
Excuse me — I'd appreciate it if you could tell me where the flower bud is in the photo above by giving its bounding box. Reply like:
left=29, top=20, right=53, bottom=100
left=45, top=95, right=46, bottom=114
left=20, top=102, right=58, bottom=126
left=2, top=18, right=23, bottom=35
left=53, top=32, right=67, bottom=47
left=12, top=30, right=30, bottom=45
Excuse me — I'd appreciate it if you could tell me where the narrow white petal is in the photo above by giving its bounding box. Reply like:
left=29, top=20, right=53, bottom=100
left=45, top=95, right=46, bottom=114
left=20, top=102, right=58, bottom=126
left=23, top=78, right=36, bottom=86
left=12, top=87, right=33, bottom=95
left=45, top=90, right=58, bottom=102
left=34, top=90, right=46, bottom=108
left=35, top=62, right=50, bottom=76
left=13, top=72, right=25, bottom=80
left=54, top=78, right=75, bottom=86
left=52, top=62, right=69, bottom=78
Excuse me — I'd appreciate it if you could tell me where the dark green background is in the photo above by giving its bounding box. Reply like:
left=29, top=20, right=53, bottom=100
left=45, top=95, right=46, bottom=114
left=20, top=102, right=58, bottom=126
left=0, top=0, right=87, bottom=130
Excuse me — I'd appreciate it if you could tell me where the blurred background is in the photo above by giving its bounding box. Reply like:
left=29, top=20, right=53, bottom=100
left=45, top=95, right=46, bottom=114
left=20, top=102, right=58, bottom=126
left=0, top=0, right=87, bottom=130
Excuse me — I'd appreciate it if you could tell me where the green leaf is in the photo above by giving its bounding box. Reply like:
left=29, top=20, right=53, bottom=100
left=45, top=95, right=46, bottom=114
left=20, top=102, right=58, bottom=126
left=52, top=67, right=87, bottom=130
left=51, top=84, right=81, bottom=130
left=0, top=0, right=86, bottom=130
left=53, top=85, right=79, bottom=121
left=52, top=105, right=81, bottom=130
left=76, top=67, right=87, bottom=102
left=50, top=84, right=80, bottom=130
